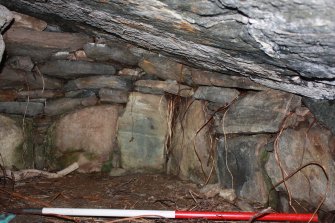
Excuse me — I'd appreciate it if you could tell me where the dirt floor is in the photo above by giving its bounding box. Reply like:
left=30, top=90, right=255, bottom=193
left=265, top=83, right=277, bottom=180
left=0, top=173, right=249, bottom=223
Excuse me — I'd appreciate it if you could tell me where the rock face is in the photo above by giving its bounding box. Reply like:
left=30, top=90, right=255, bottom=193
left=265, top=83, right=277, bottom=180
left=1, top=0, right=334, bottom=99
left=265, top=120, right=335, bottom=211
left=0, top=115, right=23, bottom=168
left=52, top=105, right=122, bottom=173
left=167, top=100, right=215, bottom=184
left=117, top=92, right=168, bottom=172
left=217, top=90, right=301, bottom=134
left=99, top=88, right=128, bottom=104
left=217, top=135, right=272, bottom=204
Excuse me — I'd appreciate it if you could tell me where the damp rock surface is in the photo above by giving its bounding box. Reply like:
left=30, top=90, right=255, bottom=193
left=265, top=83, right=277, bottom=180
left=117, top=92, right=168, bottom=172
left=52, top=105, right=122, bottom=173
left=218, top=90, right=301, bottom=134
left=0, top=115, right=23, bottom=168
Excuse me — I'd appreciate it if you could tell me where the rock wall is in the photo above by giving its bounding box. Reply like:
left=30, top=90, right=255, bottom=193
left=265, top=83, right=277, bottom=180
left=0, top=8, right=334, bottom=212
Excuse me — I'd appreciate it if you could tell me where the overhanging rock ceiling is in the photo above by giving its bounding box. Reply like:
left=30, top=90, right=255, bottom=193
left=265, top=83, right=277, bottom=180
left=0, top=0, right=334, bottom=99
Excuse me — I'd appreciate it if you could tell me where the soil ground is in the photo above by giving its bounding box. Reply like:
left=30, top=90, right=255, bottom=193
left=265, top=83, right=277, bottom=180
left=0, top=173, right=245, bottom=223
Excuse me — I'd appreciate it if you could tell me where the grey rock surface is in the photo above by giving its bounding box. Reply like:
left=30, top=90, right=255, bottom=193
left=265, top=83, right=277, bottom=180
left=0, top=115, right=23, bottom=168
left=216, top=134, right=272, bottom=204
left=194, top=86, right=239, bottom=104
left=265, top=121, right=335, bottom=211
left=83, top=43, right=139, bottom=65
left=217, top=90, right=301, bottom=134
left=0, top=5, right=12, bottom=62
left=64, top=75, right=132, bottom=91
left=135, top=80, right=194, bottom=97
left=99, top=88, right=128, bottom=104
left=303, top=98, right=335, bottom=135
left=117, top=92, right=167, bottom=172
left=0, top=101, right=44, bottom=116
left=1, top=0, right=334, bottom=99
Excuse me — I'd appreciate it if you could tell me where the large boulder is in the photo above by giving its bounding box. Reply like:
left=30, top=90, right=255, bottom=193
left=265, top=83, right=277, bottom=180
left=265, top=115, right=335, bottom=211
left=51, top=105, right=122, bottom=173
left=117, top=92, right=168, bottom=172
left=167, top=100, right=215, bottom=184
left=217, top=90, right=301, bottom=134
left=0, top=115, right=24, bottom=168
left=216, top=134, right=273, bottom=204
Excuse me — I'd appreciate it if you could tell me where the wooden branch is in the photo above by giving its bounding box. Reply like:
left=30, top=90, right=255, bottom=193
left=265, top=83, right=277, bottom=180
left=1, top=162, right=79, bottom=181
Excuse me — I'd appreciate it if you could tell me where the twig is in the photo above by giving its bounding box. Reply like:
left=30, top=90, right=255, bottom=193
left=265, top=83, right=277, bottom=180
left=1, top=162, right=79, bottom=181
left=248, top=207, right=274, bottom=223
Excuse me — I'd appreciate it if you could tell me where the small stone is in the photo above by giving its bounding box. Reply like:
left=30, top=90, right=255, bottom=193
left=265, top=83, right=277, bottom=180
left=39, top=60, right=116, bottom=79
left=219, top=189, right=237, bottom=202
left=194, top=86, right=239, bottom=104
left=65, top=75, right=132, bottom=91
left=83, top=43, right=139, bottom=65
left=118, top=68, right=144, bottom=77
left=135, top=80, right=194, bottom=97
left=139, top=56, right=190, bottom=82
left=65, top=89, right=97, bottom=98
left=200, top=183, right=221, bottom=198
left=109, top=168, right=127, bottom=177
left=12, top=11, right=47, bottom=31
left=236, top=200, right=255, bottom=212
left=17, top=90, right=64, bottom=99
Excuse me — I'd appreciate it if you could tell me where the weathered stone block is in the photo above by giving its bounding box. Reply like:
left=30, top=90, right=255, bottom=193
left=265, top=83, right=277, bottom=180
left=4, top=27, right=91, bottom=62
left=217, top=90, right=301, bottom=134
left=0, top=67, right=63, bottom=90
left=191, top=68, right=267, bottom=91
left=0, top=90, right=17, bottom=101
left=12, top=11, right=47, bottom=31
left=0, top=101, right=44, bottom=116
left=83, top=43, right=139, bottom=65
left=216, top=134, right=272, bottom=204
left=139, top=56, right=191, bottom=83
left=99, top=88, right=128, bottom=104
left=167, top=100, right=214, bottom=184
left=135, top=80, right=194, bottom=97
left=64, top=75, right=132, bottom=91
left=44, top=96, right=98, bottom=116
left=194, top=86, right=239, bottom=104
left=303, top=98, right=335, bottom=135
left=117, top=92, right=167, bottom=172
left=17, top=90, right=64, bottom=99
left=0, top=115, right=23, bottom=168
left=39, top=60, right=116, bottom=79
left=52, top=105, right=122, bottom=172
left=265, top=120, right=335, bottom=211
